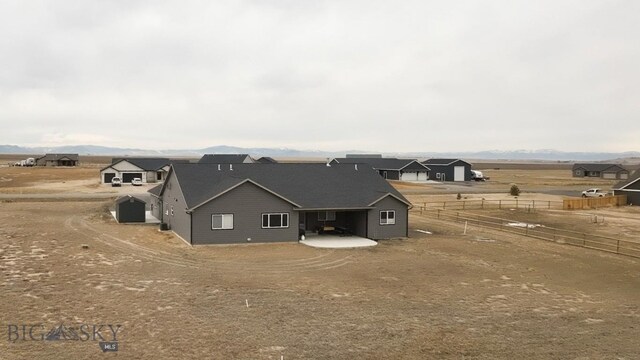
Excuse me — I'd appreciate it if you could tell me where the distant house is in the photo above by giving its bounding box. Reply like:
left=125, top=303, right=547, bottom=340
left=346, top=154, right=383, bottom=158
left=330, top=158, right=430, bottom=182
left=256, top=157, right=278, bottom=164
left=35, top=154, right=79, bottom=167
left=572, top=164, right=629, bottom=180
left=422, top=159, right=473, bottom=182
left=100, top=158, right=180, bottom=184
left=613, top=170, right=640, bottom=205
left=198, top=154, right=255, bottom=164
left=150, top=163, right=411, bottom=245
left=115, top=195, right=146, bottom=223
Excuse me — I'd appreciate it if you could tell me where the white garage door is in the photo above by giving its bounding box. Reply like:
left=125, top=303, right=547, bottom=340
left=454, top=166, right=465, bottom=181
left=603, top=173, right=616, bottom=179
left=417, top=172, right=428, bottom=181
left=401, top=171, right=418, bottom=181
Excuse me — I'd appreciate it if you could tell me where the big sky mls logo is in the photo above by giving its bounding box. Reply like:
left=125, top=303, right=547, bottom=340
left=7, top=323, right=122, bottom=352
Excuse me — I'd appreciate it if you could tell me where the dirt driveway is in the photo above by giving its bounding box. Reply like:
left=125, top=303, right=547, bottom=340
left=1, top=201, right=639, bottom=359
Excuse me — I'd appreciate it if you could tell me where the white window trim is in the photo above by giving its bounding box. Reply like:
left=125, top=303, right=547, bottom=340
left=380, top=210, right=396, bottom=225
left=212, top=214, right=234, bottom=230
left=262, top=213, right=290, bottom=229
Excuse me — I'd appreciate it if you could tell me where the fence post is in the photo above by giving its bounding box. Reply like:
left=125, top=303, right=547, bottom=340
left=443, top=202, right=446, bottom=211
left=617, top=239, right=620, bottom=254
left=437, top=209, right=440, bottom=219
left=456, top=212, right=459, bottom=222
left=481, top=199, right=484, bottom=209
left=516, top=198, right=518, bottom=209
left=499, top=200, right=501, bottom=210
left=548, top=201, right=551, bottom=209
left=583, top=233, right=586, bottom=247
left=533, top=200, right=536, bottom=210
left=462, top=201, right=465, bottom=210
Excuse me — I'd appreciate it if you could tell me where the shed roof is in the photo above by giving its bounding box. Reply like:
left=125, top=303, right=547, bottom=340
left=116, top=195, right=146, bottom=205
left=162, top=163, right=411, bottom=210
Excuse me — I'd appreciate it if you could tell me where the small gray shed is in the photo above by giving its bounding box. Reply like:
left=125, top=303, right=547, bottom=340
left=115, top=195, right=146, bottom=223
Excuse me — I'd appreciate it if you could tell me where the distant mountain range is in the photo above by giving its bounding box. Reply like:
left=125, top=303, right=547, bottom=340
left=1, top=144, right=639, bottom=162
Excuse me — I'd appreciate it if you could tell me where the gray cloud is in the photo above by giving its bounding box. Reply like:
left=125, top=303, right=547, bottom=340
left=0, top=0, right=638, bottom=152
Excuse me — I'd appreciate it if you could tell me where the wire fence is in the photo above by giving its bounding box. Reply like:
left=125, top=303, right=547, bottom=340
left=411, top=209, right=640, bottom=259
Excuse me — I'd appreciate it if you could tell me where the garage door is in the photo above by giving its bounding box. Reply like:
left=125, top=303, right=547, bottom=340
left=122, top=173, right=143, bottom=183
left=454, top=166, right=465, bottom=181
left=603, top=173, right=616, bottom=179
left=401, top=171, right=418, bottom=181
left=103, top=173, right=116, bottom=183
left=417, top=172, right=428, bottom=181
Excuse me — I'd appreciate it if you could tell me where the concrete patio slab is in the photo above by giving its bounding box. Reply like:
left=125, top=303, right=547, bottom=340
left=300, top=235, right=377, bottom=249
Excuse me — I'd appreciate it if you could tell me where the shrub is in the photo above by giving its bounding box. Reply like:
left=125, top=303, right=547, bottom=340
left=510, top=184, right=520, bottom=196
left=457, top=193, right=462, bottom=200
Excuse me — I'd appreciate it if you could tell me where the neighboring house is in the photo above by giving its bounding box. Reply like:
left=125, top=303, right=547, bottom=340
left=572, top=164, right=629, bottom=180
left=151, top=163, right=411, bottom=245
left=100, top=158, right=177, bottom=184
left=115, top=195, right=146, bottom=223
left=346, top=154, right=383, bottom=158
left=256, top=157, right=278, bottom=164
left=35, top=154, right=79, bottom=167
left=198, top=154, right=255, bottom=164
left=329, top=158, right=430, bottom=181
left=422, top=159, right=473, bottom=182
left=613, top=170, right=640, bottom=205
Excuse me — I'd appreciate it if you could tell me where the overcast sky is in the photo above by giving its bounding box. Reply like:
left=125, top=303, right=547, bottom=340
left=0, top=1, right=638, bottom=152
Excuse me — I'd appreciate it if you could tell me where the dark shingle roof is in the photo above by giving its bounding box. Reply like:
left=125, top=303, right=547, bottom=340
left=423, top=158, right=470, bottom=166
left=169, top=163, right=411, bottom=210
left=572, top=163, right=626, bottom=172
left=37, top=153, right=79, bottom=161
left=613, top=170, right=640, bottom=190
left=331, top=158, right=428, bottom=171
left=116, top=195, right=145, bottom=204
left=198, top=154, right=253, bottom=164
left=256, top=157, right=277, bottom=164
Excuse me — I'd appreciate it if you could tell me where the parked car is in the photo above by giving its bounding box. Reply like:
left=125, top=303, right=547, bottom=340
left=471, top=170, right=488, bottom=181
left=111, top=177, right=122, bottom=187
left=581, top=188, right=607, bottom=198
left=131, top=178, right=143, bottom=186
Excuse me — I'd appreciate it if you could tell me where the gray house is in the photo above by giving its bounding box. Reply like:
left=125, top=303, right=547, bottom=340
left=35, top=154, right=79, bottom=167
left=613, top=171, right=640, bottom=205
left=100, top=158, right=187, bottom=184
left=151, top=163, right=411, bottom=245
left=115, top=196, right=146, bottom=223
left=422, top=159, right=473, bottom=182
left=198, top=154, right=255, bottom=164
left=572, top=163, right=629, bottom=180
left=330, top=158, right=430, bottom=181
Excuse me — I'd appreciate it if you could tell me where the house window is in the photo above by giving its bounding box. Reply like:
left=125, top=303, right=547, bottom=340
left=575, top=170, right=582, bottom=176
left=212, top=214, right=234, bottom=230
left=380, top=210, right=396, bottom=225
left=262, top=213, right=289, bottom=228
left=157, top=172, right=163, bottom=181
left=317, top=211, right=336, bottom=221
left=436, top=173, right=441, bottom=179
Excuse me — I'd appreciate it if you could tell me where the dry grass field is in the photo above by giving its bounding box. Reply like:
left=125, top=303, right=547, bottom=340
left=1, top=162, right=639, bottom=359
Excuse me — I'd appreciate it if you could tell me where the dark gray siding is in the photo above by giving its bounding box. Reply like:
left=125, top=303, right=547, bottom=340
left=191, top=182, right=298, bottom=244
left=116, top=198, right=146, bottom=223
left=367, top=196, right=408, bottom=240
left=162, top=172, right=191, bottom=243
left=379, top=170, right=400, bottom=180
left=615, top=190, right=640, bottom=205
left=426, top=161, right=472, bottom=181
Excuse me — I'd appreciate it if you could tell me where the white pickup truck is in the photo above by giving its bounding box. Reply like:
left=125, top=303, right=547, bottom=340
left=581, top=188, right=608, bottom=198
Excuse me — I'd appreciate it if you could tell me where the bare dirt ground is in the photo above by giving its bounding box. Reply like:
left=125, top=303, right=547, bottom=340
left=1, top=164, right=640, bottom=359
